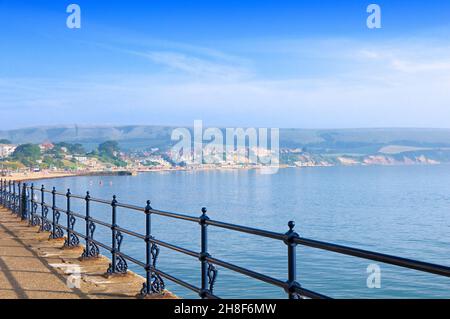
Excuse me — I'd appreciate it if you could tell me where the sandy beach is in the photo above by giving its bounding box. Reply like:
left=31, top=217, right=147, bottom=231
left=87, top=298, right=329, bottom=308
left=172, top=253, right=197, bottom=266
left=1, top=171, right=78, bottom=182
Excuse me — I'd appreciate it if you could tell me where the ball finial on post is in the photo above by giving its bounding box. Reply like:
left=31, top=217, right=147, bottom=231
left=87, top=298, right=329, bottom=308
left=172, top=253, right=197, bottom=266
left=288, top=221, right=295, bottom=231
left=145, top=200, right=152, bottom=213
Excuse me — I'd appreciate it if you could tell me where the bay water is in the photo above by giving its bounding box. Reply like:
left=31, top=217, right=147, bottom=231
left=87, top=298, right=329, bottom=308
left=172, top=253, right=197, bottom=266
left=37, top=165, right=450, bottom=298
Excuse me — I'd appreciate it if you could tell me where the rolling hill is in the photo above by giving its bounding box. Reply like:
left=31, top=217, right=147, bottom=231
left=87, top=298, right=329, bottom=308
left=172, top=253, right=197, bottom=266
left=1, top=126, right=450, bottom=156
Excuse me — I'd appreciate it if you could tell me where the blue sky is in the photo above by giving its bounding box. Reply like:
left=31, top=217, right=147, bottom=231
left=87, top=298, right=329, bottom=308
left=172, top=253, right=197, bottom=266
left=1, top=0, right=450, bottom=129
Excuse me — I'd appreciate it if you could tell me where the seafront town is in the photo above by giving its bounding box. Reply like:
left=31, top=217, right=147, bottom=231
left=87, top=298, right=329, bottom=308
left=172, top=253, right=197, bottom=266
left=0, top=139, right=282, bottom=181
left=1, top=137, right=446, bottom=182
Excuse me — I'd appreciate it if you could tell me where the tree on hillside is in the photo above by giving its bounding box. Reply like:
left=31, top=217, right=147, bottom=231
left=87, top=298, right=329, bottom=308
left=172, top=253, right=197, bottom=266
left=97, top=141, right=126, bottom=167
left=53, top=142, right=86, bottom=155
left=98, top=141, right=120, bottom=158
left=0, top=139, right=12, bottom=144
left=12, top=144, right=41, bottom=166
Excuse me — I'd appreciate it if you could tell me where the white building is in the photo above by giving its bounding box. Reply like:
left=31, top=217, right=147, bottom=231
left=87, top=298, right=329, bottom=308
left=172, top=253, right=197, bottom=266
left=0, top=144, right=17, bottom=159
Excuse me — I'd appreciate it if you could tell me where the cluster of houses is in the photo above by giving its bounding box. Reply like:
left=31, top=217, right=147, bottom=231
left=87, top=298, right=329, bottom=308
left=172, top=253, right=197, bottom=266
left=0, top=141, right=106, bottom=171
left=0, top=143, right=17, bottom=159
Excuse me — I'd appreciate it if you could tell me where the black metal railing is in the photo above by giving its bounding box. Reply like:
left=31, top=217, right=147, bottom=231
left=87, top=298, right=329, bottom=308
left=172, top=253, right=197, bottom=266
left=1, top=178, right=450, bottom=299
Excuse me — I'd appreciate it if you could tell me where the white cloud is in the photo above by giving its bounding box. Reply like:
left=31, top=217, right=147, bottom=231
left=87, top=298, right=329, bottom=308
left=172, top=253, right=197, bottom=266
left=131, top=50, right=251, bottom=80
left=2, top=34, right=450, bottom=129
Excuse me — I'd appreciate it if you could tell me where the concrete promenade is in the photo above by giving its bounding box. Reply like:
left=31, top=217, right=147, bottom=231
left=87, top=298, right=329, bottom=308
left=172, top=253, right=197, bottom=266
left=0, top=207, right=176, bottom=299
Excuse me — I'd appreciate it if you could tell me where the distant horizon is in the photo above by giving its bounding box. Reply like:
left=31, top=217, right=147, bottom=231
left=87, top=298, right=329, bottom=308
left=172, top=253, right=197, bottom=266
left=2, top=123, right=450, bottom=133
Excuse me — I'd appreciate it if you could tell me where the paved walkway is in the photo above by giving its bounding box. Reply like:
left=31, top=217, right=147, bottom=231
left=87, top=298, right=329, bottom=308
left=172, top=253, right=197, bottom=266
left=0, top=207, right=176, bottom=299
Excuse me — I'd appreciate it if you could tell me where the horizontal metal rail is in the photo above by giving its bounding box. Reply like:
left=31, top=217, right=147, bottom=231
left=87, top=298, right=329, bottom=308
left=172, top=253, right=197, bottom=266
left=150, top=208, right=201, bottom=223
left=116, top=226, right=146, bottom=240
left=1, top=178, right=449, bottom=299
left=151, top=238, right=200, bottom=259
left=206, top=219, right=286, bottom=241
left=206, top=255, right=287, bottom=288
left=295, top=237, right=450, bottom=277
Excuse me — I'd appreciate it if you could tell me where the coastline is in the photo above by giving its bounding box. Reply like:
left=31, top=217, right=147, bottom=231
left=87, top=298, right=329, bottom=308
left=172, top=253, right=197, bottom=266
left=1, top=170, right=137, bottom=182
left=2, top=162, right=448, bottom=183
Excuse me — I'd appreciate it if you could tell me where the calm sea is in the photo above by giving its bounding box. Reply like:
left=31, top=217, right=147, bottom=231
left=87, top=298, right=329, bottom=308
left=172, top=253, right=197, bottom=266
left=36, top=165, right=450, bottom=298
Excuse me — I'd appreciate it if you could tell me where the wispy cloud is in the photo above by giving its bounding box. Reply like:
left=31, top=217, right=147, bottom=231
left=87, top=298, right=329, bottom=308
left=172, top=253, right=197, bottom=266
left=129, top=50, right=251, bottom=80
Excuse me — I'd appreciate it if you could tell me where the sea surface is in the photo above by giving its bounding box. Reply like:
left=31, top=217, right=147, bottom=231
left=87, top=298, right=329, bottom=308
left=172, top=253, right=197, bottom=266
left=36, top=165, right=450, bottom=298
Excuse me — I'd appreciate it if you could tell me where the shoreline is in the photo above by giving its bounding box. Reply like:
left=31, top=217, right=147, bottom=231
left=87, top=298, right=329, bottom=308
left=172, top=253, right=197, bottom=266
left=1, top=170, right=137, bottom=182
left=2, top=162, right=449, bottom=182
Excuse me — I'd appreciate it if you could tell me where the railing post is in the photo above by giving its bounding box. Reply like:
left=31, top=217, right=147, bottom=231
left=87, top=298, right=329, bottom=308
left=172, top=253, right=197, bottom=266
left=16, top=181, right=19, bottom=214
left=3, top=179, right=5, bottom=207
left=4, top=179, right=7, bottom=206
left=15, top=181, right=19, bottom=214
left=143, top=200, right=153, bottom=295
left=0, top=179, right=2, bottom=205
left=1, top=179, right=4, bottom=206
left=66, top=189, right=71, bottom=244
left=2, top=179, right=4, bottom=206
left=106, top=195, right=127, bottom=275
left=30, top=183, right=34, bottom=222
left=29, top=183, right=38, bottom=226
left=140, top=200, right=164, bottom=296
left=1, top=179, right=5, bottom=206
left=85, top=191, right=91, bottom=249
left=39, top=185, right=46, bottom=231
left=64, top=189, right=79, bottom=248
left=12, top=181, right=16, bottom=213
left=49, top=187, right=63, bottom=239
left=111, top=195, right=118, bottom=273
left=200, top=208, right=209, bottom=298
left=3, top=179, right=7, bottom=208
left=0, top=179, right=3, bottom=206
left=3, top=179, right=6, bottom=206
left=2, top=179, right=6, bottom=206
left=17, top=181, right=20, bottom=215
left=83, top=192, right=91, bottom=256
left=21, top=183, right=27, bottom=220
left=16, top=181, right=20, bottom=215
left=81, top=191, right=99, bottom=259
left=4, top=179, right=7, bottom=207
left=198, top=207, right=217, bottom=298
left=51, top=187, right=56, bottom=237
left=17, top=181, right=21, bottom=215
left=3, top=179, right=5, bottom=206
left=8, top=180, right=11, bottom=209
left=285, top=221, right=301, bottom=299
left=6, top=180, right=8, bottom=208
left=8, top=180, right=11, bottom=210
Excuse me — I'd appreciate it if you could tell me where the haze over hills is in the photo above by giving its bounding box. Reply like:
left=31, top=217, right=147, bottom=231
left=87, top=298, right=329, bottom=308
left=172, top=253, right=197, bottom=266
left=1, top=125, right=450, bottom=153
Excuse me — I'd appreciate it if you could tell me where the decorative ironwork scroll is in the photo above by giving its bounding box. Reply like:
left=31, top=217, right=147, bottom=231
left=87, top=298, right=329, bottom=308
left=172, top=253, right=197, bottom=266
left=49, top=210, right=65, bottom=239
left=140, top=241, right=165, bottom=295
left=30, top=202, right=40, bottom=227
left=40, top=206, right=52, bottom=232
left=64, top=215, right=80, bottom=247
left=107, top=231, right=128, bottom=274
left=207, top=262, right=218, bottom=293
left=81, top=222, right=100, bottom=258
